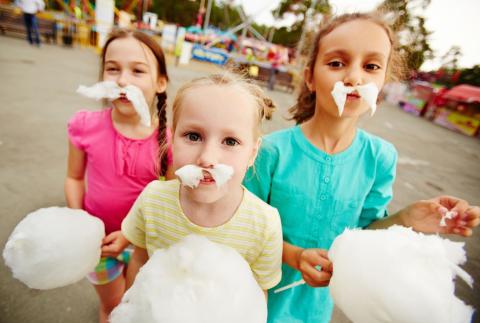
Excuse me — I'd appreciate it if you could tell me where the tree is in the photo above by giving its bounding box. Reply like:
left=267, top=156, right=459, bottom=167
left=441, top=46, right=462, bottom=70
left=377, top=0, right=434, bottom=71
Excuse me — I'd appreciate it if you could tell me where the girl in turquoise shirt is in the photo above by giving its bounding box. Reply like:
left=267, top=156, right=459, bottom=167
left=244, top=12, right=480, bottom=323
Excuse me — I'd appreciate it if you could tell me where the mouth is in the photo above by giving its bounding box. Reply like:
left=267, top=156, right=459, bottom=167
left=118, top=93, right=130, bottom=103
left=199, top=171, right=216, bottom=185
left=346, top=92, right=360, bottom=100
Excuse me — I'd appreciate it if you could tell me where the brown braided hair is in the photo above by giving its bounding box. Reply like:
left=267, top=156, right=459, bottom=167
left=290, top=12, right=406, bottom=124
left=100, top=28, right=169, bottom=176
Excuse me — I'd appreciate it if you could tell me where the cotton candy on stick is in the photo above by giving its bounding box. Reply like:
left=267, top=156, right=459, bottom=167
left=110, top=235, right=266, bottom=323
left=175, top=164, right=234, bottom=189
left=3, top=207, right=104, bottom=290
left=328, top=226, right=474, bottom=323
left=76, top=81, right=152, bottom=127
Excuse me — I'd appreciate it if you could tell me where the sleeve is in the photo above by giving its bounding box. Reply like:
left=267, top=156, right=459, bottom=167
left=358, top=143, right=398, bottom=228
left=243, top=139, right=279, bottom=203
left=67, top=110, right=88, bottom=150
left=251, top=209, right=283, bottom=290
left=121, top=185, right=149, bottom=248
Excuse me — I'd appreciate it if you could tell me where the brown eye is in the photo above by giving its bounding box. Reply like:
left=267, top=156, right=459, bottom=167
left=223, top=137, right=239, bottom=146
left=327, top=61, right=344, bottom=68
left=365, top=64, right=381, bottom=71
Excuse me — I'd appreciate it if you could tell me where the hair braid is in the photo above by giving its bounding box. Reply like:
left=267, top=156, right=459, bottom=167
left=156, top=91, right=168, bottom=176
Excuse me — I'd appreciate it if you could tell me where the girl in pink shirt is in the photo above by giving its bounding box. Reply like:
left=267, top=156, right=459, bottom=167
left=65, top=29, right=173, bottom=323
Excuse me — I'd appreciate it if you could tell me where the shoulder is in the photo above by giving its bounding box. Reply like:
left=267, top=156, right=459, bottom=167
left=141, top=179, right=179, bottom=201
left=258, top=127, right=297, bottom=159
left=358, top=129, right=397, bottom=168
left=242, top=189, right=281, bottom=226
left=68, top=108, right=110, bottom=131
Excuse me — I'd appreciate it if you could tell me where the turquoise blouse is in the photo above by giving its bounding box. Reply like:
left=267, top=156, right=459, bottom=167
left=243, top=126, right=397, bottom=323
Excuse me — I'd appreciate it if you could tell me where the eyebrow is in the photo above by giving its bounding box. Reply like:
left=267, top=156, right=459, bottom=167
left=323, top=49, right=387, bottom=60
left=104, top=60, right=149, bottom=66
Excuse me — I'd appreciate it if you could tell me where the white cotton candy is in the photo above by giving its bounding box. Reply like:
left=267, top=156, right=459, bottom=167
left=3, top=207, right=104, bottom=290
left=330, top=81, right=379, bottom=116
left=356, top=83, right=379, bottom=116
left=110, top=235, right=266, bottom=323
left=76, top=81, right=151, bottom=127
left=175, top=164, right=204, bottom=188
left=328, top=226, right=474, bottom=323
left=76, top=81, right=121, bottom=101
left=331, top=81, right=354, bottom=117
left=440, top=210, right=457, bottom=227
left=208, top=164, right=234, bottom=187
left=175, top=164, right=234, bottom=188
left=123, top=84, right=152, bottom=127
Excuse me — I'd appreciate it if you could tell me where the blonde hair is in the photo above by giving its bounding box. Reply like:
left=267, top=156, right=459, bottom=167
left=172, top=72, right=276, bottom=138
left=290, top=12, right=406, bottom=124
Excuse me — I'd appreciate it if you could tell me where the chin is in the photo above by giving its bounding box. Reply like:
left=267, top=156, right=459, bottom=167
left=188, top=187, right=226, bottom=204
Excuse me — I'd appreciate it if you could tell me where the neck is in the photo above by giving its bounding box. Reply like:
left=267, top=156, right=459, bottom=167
left=179, top=185, right=244, bottom=228
left=111, top=107, right=158, bottom=139
left=301, top=108, right=357, bottom=154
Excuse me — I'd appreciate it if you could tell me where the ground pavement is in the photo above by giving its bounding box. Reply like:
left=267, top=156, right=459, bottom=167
left=0, top=36, right=479, bottom=323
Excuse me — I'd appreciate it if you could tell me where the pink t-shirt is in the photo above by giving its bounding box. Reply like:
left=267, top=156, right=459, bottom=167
left=67, top=108, right=172, bottom=234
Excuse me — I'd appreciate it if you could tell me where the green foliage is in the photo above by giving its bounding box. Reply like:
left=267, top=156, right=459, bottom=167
left=377, top=0, right=433, bottom=71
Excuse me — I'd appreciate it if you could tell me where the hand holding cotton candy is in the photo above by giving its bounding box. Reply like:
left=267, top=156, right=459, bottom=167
left=331, top=81, right=379, bottom=116
left=109, top=235, right=266, bottom=323
left=3, top=207, right=104, bottom=290
left=328, top=226, right=474, bottom=323
left=174, top=164, right=234, bottom=188
left=76, top=81, right=152, bottom=127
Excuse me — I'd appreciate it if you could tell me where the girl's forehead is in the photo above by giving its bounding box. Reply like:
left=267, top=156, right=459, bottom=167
left=319, top=19, right=391, bottom=57
left=105, top=37, right=156, bottom=65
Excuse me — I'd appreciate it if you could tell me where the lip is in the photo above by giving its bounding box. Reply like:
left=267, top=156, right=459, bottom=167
left=200, top=171, right=216, bottom=185
left=118, top=96, right=130, bottom=103
left=346, top=93, right=360, bottom=101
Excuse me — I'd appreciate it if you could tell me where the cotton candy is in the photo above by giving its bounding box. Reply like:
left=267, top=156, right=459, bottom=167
left=3, top=207, right=104, bottom=290
left=76, top=81, right=152, bottom=127
left=330, top=81, right=379, bottom=116
left=328, top=226, right=474, bottom=323
left=175, top=164, right=234, bottom=188
left=110, top=235, right=266, bottom=323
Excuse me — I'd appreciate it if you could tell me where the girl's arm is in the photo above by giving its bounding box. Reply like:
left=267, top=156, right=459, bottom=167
left=368, top=196, right=480, bottom=236
left=283, top=241, right=332, bottom=287
left=64, top=141, right=86, bottom=209
left=126, top=246, right=149, bottom=290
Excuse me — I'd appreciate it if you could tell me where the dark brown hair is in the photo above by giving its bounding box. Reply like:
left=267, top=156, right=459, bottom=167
left=101, top=29, right=169, bottom=176
left=290, top=12, right=406, bottom=124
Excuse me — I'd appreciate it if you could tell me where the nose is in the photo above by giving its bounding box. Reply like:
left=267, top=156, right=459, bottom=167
left=196, top=141, right=218, bottom=169
left=117, top=71, right=129, bottom=88
left=343, top=64, right=363, bottom=87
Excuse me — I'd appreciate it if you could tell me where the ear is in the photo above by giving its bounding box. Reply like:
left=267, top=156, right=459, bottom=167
left=248, top=137, right=262, bottom=167
left=156, top=76, right=167, bottom=94
left=304, top=67, right=314, bottom=92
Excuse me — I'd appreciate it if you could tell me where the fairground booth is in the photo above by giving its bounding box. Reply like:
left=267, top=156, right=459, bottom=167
left=424, top=84, right=480, bottom=137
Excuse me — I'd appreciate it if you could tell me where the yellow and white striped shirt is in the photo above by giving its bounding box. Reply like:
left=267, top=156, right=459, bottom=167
left=122, top=179, right=283, bottom=290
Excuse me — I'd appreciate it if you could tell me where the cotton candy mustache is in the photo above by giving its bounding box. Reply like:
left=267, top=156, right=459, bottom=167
left=175, top=164, right=234, bottom=189
left=76, top=81, right=151, bottom=127
left=331, top=81, right=379, bottom=117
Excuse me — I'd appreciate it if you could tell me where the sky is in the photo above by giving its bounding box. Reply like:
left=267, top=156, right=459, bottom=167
left=238, top=0, right=480, bottom=70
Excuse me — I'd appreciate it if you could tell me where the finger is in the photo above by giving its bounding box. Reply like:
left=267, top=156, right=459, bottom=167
left=452, top=227, right=472, bottom=237
left=450, top=199, right=470, bottom=214
left=302, top=271, right=331, bottom=287
left=102, top=233, right=117, bottom=244
left=463, top=206, right=480, bottom=221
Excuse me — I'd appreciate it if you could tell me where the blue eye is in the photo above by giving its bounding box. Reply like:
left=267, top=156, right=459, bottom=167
left=223, top=137, right=239, bottom=146
left=186, top=132, right=201, bottom=142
